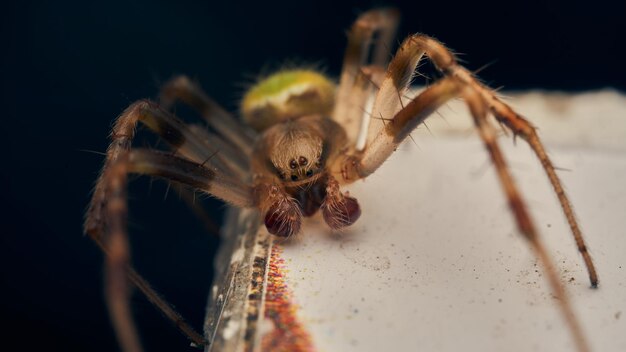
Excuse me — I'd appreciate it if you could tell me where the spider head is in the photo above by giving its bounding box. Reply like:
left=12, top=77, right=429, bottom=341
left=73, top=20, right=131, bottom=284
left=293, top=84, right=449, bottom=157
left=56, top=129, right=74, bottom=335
left=277, top=155, right=321, bottom=182
left=271, top=130, right=324, bottom=184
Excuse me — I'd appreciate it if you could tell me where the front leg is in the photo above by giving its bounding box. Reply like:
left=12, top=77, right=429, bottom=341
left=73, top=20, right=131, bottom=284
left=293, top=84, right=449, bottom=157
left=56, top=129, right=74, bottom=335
left=333, top=73, right=592, bottom=351
left=340, top=32, right=598, bottom=289
left=335, top=77, right=462, bottom=181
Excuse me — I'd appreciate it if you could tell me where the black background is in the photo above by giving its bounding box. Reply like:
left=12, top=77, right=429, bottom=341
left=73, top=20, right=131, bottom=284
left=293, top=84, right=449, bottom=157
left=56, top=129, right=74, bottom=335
left=2, top=0, right=624, bottom=351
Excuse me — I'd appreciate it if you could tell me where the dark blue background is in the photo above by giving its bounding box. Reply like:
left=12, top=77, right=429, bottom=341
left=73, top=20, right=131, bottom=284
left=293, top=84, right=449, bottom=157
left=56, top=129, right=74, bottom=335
left=2, top=0, right=624, bottom=351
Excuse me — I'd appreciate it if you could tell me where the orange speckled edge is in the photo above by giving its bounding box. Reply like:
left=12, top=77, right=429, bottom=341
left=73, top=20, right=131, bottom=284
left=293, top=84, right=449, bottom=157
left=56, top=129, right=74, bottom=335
left=261, top=244, right=315, bottom=352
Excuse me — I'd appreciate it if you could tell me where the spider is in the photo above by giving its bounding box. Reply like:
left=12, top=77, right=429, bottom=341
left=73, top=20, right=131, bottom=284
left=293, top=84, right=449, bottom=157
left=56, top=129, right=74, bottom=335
left=85, top=8, right=598, bottom=352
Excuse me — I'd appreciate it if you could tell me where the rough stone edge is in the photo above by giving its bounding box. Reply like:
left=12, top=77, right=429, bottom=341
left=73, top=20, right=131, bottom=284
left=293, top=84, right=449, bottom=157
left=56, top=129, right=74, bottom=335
left=203, top=207, right=270, bottom=352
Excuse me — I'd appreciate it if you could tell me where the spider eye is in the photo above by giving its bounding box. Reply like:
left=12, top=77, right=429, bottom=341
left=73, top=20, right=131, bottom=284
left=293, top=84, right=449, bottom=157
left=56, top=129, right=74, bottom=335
left=306, top=170, right=313, bottom=177
left=299, top=156, right=308, bottom=166
left=289, top=159, right=298, bottom=169
left=278, top=172, right=286, bottom=180
left=291, top=174, right=298, bottom=181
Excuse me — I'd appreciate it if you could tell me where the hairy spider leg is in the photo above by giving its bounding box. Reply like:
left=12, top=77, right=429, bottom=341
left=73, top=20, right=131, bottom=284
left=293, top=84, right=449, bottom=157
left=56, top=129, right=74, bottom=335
left=85, top=101, right=255, bottom=352
left=472, top=81, right=599, bottom=289
left=465, top=88, right=589, bottom=352
left=174, top=185, right=222, bottom=235
left=186, top=123, right=249, bottom=179
left=159, top=75, right=257, bottom=156
left=334, top=8, right=399, bottom=144
left=338, top=77, right=461, bottom=179
left=335, top=34, right=594, bottom=352
left=399, top=34, right=597, bottom=287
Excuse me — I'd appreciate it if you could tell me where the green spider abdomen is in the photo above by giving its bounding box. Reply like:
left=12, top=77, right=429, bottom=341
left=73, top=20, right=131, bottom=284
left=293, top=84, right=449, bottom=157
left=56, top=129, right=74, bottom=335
left=241, top=69, right=335, bottom=131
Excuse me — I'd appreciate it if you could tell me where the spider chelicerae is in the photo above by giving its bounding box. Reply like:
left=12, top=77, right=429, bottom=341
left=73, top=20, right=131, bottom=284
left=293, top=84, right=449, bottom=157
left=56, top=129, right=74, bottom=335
left=85, top=8, right=598, bottom=352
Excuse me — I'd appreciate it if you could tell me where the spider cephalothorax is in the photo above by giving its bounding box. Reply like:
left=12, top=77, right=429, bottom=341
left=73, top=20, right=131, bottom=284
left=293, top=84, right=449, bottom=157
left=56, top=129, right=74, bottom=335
left=86, top=8, right=597, bottom=352
left=246, top=70, right=361, bottom=237
left=265, top=120, right=324, bottom=182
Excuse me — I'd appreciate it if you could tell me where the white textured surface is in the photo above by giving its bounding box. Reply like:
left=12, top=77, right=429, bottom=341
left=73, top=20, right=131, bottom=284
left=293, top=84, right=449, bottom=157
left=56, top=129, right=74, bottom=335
left=278, top=91, right=626, bottom=352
